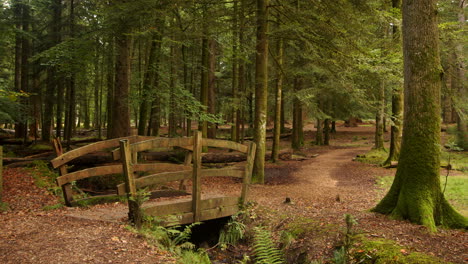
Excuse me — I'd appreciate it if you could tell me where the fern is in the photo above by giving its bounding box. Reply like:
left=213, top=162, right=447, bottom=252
left=219, top=218, right=246, bottom=246
left=253, top=227, right=284, bottom=264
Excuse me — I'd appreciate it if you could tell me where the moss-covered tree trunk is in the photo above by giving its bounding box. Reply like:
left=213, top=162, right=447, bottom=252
left=252, top=0, right=269, bottom=183
left=372, top=0, right=467, bottom=231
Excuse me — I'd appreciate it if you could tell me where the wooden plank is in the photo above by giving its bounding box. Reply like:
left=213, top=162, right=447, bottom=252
left=179, top=152, right=192, bottom=190
left=241, top=142, right=256, bottom=205
left=201, top=168, right=244, bottom=178
left=134, top=163, right=192, bottom=173
left=120, top=139, right=141, bottom=228
left=53, top=138, right=73, bottom=207
left=192, top=131, right=202, bottom=222
left=51, top=136, right=139, bottom=168
left=56, top=165, right=122, bottom=186
left=202, top=138, right=248, bottom=153
left=135, top=170, right=192, bottom=188
left=198, top=205, right=239, bottom=222
left=112, top=137, right=194, bottom=160
left=158, top=212, right=195, bottom=227
left=143, top=196, right=239, bottom=217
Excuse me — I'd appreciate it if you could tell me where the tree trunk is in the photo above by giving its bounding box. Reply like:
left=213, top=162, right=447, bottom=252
left=271, top=36, right=283, bottom=162
left=455, top=0, right=467, bottom=150
left=207, top=39, right=217, bottom=139
left=109, top=30, right=132, bottom=138
left=252, top=0, right=269, bottom=184
left=324, top=119, right=330, bottom=146
left=315, top=119, right=323, bottom=145
left=199, top=34, right=209, bottom=139
left=374, top=81, right=385, bottom=150
left=292, top=78, right=303, bottom=150
left=372, top=0, right=467, bottom=230
left=168, top=43, right=177, bottom=138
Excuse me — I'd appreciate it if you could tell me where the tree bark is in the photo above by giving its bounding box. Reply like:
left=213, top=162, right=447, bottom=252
left=271, top=35, right=284, bottom=162
left=373, top=0, right=467, bottom=230
left=252, top=0, right=269, bottom=183
left=109, top=26, right=132, bottom=138
left=292, top=78, right=303, bottom=150
left=455, top=0, right=467, bottom=149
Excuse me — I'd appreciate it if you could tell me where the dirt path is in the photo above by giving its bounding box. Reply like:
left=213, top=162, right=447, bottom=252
left=247, top=145, right=467, bottom=263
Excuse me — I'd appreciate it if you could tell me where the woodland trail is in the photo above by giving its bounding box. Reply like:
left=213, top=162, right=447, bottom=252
left=0, top=141, right=466, bottom=263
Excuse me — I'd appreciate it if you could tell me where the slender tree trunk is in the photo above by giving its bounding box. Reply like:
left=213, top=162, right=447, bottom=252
left=324, top=119, right=330, bottom=146
left=138, top=34, right=158, bottom=135
left=168, top=43, right=177, bottom=138
left=207, top=39, right=217, bottom=139
left=105, top=40, right=115, bottom=138
left=331, top=121, right=336, bottom=133
left=231, top=0, right=239, bottom=142
left=199, top=31, right=209, bottom=139
left=455, top=0, right=467, bottom=149
left=252, top=0, right=269, bottom=183
left=383, top=0, right=403, bottom=166
left=237, top=0, right=246, bottom=142
left=373, top=0, right=467, bottom=230
left=271, top=36, right=284, bottom=162
left=374, top=81, right=385, bottom=150
left=292, top=78, right=303, bottom=150
left=315, top=119, right=323, bottom=145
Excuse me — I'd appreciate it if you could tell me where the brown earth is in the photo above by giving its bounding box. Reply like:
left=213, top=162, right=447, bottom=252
left=0, top=124, right=466, bottom=263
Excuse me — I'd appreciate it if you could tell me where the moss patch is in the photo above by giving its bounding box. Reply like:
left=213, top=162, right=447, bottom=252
left=355, top=148, right=388, bottom=165
left=350, top=236, right=450, bottom=264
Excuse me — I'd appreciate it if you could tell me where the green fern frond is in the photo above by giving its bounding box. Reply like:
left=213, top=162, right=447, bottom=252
left=253, top=227, right=284, bottom=264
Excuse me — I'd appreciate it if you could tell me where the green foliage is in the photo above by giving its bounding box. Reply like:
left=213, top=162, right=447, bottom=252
left=0, top=202, right=9, bottom=212
left=252, top=226, right=284, bottom=264
left=27, top=160, right=61, bottom=197
left=42, top=203, right=64, bottom=211
left=177, top=249, right=211, bottom=264
left=333, top=214, right=358, bottom=264
left=219, top=215, right=246, bottom=247
left=349, top=236, right=449, bottom=264
left=73, top=195, right=126, bottom=207
left=137, top=221, right=200, bottom=254
left=0, top=89, right=28, bottom=123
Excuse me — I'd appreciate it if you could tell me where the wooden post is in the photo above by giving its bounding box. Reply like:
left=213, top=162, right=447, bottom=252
left=120, top=139, right=141, bottom=228
left=192, top=131, right=202, bottom=222
left=241, top=141, right=256, bottom=205
left=178, top=151, right=192, bottom=191
left=53, top=138, right=73, bottom=206
left=0, top=146, right=3, bottom=203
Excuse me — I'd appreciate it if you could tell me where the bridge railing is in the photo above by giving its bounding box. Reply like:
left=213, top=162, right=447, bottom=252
left=120, top=131, right=256, bottom=226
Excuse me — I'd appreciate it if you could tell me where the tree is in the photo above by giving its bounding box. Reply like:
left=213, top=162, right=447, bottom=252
left=383, top=0, right=403, bottom=166
left=372, top=0, right=467, bottom=231
left=252, top=0, right=269, bottom=184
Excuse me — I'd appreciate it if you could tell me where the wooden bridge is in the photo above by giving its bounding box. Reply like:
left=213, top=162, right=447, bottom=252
left=51, top=131, right=256, bottom=227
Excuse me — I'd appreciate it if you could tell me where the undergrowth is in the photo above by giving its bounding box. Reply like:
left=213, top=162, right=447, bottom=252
left=27, top=160, right=62, bottom=197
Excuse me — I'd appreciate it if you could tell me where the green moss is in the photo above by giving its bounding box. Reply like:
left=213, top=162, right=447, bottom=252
left=350, top=236, right=450, bottom=264
left=73, top=195, right=126, bottom=207
left=42, top=203, right=64, bottom=211
left=356, top=148, right=388, bottom=165
left=0, top=202, right=9, bottom=212
left=29, top=144, right=53, bottom=151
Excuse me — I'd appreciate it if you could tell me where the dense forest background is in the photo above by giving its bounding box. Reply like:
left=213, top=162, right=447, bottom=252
left=0, top=0, right=466, bottom=181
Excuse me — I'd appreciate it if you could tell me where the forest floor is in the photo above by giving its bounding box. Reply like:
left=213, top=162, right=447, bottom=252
left=0, top=124, right=466, bottom=263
